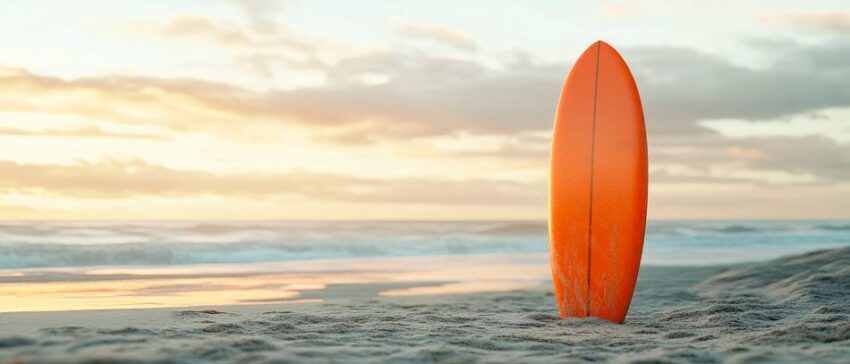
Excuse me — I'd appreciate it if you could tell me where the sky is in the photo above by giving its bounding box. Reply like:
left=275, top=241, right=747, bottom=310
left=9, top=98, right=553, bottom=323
left=0, top=0, right=849, bottom=220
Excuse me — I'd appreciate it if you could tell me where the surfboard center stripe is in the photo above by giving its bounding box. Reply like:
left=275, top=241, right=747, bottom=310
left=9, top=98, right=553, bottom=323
left=586, top=41, right=601, bottom=315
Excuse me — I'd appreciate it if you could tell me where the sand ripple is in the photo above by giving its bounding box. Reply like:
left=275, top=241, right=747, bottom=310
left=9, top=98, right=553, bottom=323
left=1, top=248, right=848, bottom=363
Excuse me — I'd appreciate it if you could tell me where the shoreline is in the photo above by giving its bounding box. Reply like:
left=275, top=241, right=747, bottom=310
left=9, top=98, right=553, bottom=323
left=0, top=253, right=549, bottom=313
left=1, top=247, right=848, bottom=363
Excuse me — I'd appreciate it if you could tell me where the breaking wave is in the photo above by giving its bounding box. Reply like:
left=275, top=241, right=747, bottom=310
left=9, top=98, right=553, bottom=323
left=0, top=220, right=848, bottom=269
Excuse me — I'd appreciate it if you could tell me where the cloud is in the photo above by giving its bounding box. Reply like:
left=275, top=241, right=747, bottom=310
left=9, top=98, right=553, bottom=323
left=649, top=133, right=850, bottom=186
left=263, top=38, right=850, bottom=144
left=625, top=40, right=850, bottom=137
left=0, top=67, right=252, bottom=131
left=156, top=16, right=254, bottom=46
left=649, top=181, right=850, bottom=219
left=0, top=126, right=165, bottom=140
left=127, top=14, right=324, bottom=78
left=763, top=11, right=850, bottom=33
left=699, top=107, right=850, bottom=144
left=121, top=9, right=850, bottom=142
left=0, top=53, right=562, bottom=139
left=744, top=136, right=850, bottom=182
left=227, top=0, right=290, bottom=32
left=273, top=52, right=562, bottom=139
left=3, top=37, right=849, bottom=187
left=150, top=16, right=314, bottom=54
left=396, top=21, right=478, bottom=51
left=14, top=39, right=849, bottom=143
left=0, top=159, right=542, bottom=205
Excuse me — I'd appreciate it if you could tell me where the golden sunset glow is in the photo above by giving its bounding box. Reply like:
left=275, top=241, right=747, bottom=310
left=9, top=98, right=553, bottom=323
left=1, top=1, right=849, bottom=219
left=0, top=254, right=548, bottom=312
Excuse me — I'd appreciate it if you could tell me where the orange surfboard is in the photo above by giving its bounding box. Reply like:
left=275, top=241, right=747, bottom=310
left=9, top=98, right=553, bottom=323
left=549, top=41, right=647, bottom=324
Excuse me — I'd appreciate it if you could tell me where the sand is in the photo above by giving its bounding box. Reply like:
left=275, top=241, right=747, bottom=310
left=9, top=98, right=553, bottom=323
left=1, top=248, right=848, bottom=363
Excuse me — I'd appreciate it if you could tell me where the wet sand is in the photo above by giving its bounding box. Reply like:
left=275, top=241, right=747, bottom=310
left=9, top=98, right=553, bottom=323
left=1, top=248, right=848, bottom=363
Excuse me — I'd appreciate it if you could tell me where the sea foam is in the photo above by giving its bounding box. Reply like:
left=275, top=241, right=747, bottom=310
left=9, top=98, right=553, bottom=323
left=0, top=220, right=848, bottom=269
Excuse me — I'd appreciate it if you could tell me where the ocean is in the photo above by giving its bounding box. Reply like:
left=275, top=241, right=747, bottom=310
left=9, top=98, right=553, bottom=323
left=1, top=220, right=848, bottom=269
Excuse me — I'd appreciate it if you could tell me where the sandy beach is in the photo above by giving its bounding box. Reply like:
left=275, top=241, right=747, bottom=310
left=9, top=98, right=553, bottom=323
left=0, top=247, right=847, bottom=363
